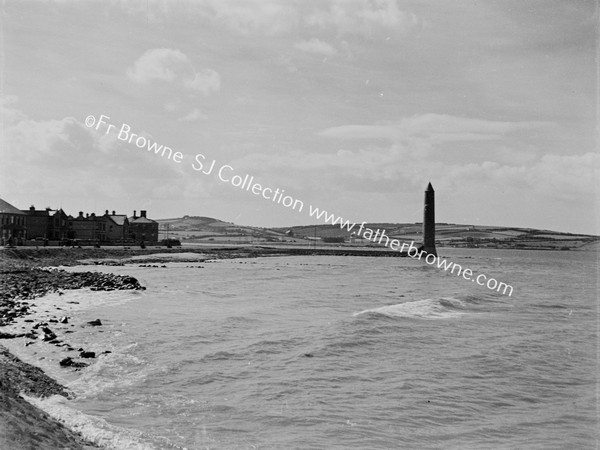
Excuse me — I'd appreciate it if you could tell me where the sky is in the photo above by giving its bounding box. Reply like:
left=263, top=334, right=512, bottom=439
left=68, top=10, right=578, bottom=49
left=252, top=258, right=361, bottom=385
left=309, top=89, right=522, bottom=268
left=0, top=0, right=598, bottom=234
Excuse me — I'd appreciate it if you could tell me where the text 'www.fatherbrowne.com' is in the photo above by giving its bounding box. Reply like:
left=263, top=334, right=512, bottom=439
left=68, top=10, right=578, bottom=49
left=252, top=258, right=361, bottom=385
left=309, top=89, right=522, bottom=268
left=306, top=206, right=513, bottom=297
left=84, top=114, right=514, bottom=297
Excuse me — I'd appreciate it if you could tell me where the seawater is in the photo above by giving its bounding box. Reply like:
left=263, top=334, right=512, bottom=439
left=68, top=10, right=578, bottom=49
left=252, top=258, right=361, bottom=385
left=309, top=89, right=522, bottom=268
left=15, top=249, right=600, bottom=449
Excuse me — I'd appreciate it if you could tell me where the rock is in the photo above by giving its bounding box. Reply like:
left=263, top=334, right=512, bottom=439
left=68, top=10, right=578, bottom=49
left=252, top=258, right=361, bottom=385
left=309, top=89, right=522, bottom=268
left=40, top=327, right=57, bottom=341
left=59, top=316, right=69, bottom=324
left=0, top=332, right=22, bottom=339
left=80, top=351, right=95, bottom=358
left=59, top=357, right=73, bottom=367
left=87, top=319, right=102, bottom=326
left=59, top=357, right=88, bottom=368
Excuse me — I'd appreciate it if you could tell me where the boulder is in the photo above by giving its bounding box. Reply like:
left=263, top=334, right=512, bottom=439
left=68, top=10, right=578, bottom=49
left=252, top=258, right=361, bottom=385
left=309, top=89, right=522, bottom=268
left=40, top=327, right=57, bottom=341
left=59, top=357, right=88, bottom=368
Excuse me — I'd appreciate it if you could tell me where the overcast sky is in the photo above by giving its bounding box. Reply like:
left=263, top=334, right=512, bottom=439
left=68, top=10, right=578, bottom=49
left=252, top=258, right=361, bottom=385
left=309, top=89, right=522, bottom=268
left=0, top=0, right=597, bottom=234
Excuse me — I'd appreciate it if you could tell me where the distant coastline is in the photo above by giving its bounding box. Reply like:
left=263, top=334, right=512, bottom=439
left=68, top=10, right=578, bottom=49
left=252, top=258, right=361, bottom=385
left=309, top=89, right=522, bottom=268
left=155, top=216, right=599, bottom=252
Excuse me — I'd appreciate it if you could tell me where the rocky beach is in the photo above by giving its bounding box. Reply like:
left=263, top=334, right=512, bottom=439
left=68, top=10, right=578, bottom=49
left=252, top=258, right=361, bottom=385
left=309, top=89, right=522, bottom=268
left=0, top=250, right=151, bottom=448
left=0, top=246, right=271, bottom=449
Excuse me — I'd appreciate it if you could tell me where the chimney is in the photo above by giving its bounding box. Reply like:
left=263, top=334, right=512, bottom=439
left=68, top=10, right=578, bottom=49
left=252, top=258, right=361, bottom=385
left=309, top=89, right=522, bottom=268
left=133, top=210, right=137, bottom=219
left=79, top=211, right=84, bottom=218
left=86, top=213, right=89, bottom=218
left=30, top=205, right=35, bottom=212
left=105, top=210, right=109, bottom=215
left=112, top=210, right=115, bottom=215
left=140, top=210, right=147, bottom=218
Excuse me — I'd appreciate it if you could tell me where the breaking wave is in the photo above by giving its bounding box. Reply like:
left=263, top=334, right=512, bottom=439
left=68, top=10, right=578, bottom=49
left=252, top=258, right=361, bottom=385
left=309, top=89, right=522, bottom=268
left=353, top=297, right=468, bottom=320
left=21, top=394, right=165, bottom=450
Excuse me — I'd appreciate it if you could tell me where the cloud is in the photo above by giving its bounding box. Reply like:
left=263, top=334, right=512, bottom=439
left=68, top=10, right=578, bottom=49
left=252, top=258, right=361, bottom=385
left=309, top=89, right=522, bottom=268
left=399, top=114, right=547, bottom=140
left=164, top=101, right=180, bottom=112
left=0, top=102, right=185, bottom=204
left=196, top=0, right=297, bottom=35
left=294, top=38, right=337, bottom=56
left=127, top=48, right=220, bottom=95
left=183, top=69, right=221, bottom=95
left=125, top=0, right=419, bottom=39
left=529, top=152, right=600, bottom=201
left=306, top=0, right=420, bottom=37
left=319, top=113, right=549, bottom=143
left=178, top=108, right=207, bottom=122
left=0, top=95, right=27, bottom=124
left=319, top=125, right=398, bottom=141
left=126, top=48, right=189, bottom=83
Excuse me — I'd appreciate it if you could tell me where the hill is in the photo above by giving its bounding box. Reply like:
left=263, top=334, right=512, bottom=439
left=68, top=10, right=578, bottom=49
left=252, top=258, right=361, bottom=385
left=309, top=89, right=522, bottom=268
left=155, top=216, right=283, bottom=243
left=155, top=216, right=598, bottom=251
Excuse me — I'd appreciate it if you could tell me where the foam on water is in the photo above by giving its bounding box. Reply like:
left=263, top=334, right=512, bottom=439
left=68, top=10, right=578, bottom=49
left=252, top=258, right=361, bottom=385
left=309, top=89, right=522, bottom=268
left=353, top=297, right=467, bottom=319
left=67, top=343, right=150, bottom=398
left=21, top=394, right=166, bottom=450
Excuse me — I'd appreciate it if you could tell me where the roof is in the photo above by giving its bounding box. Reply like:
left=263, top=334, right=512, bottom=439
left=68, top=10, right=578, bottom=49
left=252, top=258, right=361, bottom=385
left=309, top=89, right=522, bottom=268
left=130, top=217, right=157, bottom=224
left=0, top=198, right=26, bottom=215
left=23, top=209, right=50, bottom=217
left=108, top=215, right=128, bottom=226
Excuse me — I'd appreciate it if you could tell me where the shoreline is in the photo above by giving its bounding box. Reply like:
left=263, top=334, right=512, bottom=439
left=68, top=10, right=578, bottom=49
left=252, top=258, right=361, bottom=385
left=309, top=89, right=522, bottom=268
left=0, top=247, right=256, bottom=449
left=0, top=244, right=409, bottom=269
left=0, top=345, right=100, bottom=449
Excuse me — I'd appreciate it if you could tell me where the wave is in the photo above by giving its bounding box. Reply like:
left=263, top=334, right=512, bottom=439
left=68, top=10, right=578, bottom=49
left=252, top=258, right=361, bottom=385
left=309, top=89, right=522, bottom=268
left=67, top=343, right=150, bottom=398
left=21, top=394, right=171, bottom=450
left=353, top=297, right=468, bottom=320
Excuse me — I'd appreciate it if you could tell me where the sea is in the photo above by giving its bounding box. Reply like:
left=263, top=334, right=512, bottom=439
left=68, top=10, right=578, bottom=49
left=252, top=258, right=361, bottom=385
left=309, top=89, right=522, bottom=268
left=6, top=247, right=599, bottom=449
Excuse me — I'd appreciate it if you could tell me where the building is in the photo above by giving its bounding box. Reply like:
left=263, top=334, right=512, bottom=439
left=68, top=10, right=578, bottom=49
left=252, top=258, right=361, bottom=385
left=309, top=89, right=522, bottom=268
left=129, top=210, right=159, bottom=243
left=1, top=200, right=159, bottom=245
left=49, top=209, right=71, bottom=240
left=0, top=197, right=26, bottom=245
left=71, top=212, right=98, bottom=241
left=103, top=210, right=130, bottom=242
left=22, top=206, right=50, bottom=239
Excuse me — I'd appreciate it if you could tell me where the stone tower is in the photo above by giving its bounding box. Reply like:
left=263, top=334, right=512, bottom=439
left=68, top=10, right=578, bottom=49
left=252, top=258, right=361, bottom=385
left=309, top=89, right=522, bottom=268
left=421, top=182, right=437, bottom=256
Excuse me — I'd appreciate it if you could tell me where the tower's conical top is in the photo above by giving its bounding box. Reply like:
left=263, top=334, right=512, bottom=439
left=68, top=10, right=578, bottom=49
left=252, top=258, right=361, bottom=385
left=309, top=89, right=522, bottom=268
left=426, top=182, right=434, bottom=192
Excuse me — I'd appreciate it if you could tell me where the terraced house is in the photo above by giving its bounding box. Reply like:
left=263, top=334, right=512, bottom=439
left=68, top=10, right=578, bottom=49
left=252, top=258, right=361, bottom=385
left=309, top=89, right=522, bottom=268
left=0, top=197, right=158, bottom=245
